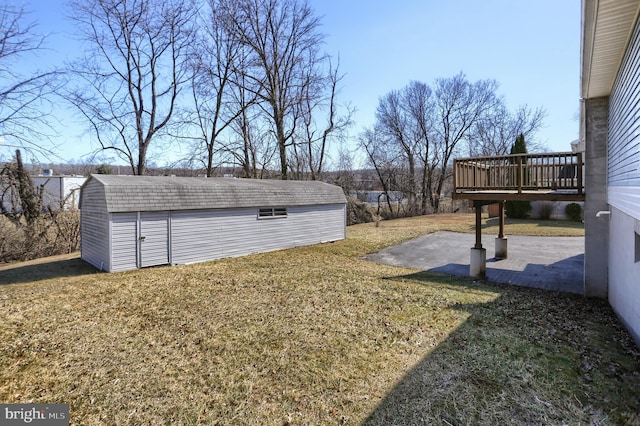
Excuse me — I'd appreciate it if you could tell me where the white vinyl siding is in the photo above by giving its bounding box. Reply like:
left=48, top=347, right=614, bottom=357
left=139, top=212, right=170, bottom=268
left=291, top=204, right=346, bottom=245
left=608, top=13, right=640, bottom=221
left=80, top=175, right=347, bottom=272
left=80, top=209, right=109, bottom=271
left=79, top=179, right=110, bottom=271
left=169, top=204, right=345, bottom=267
left=609, top=12, right=640, bottom=187
left=171, top=210, right=223, bottom=264
left=111, top=213, right=139, bottom=272
left=218, top=209, right=263, bottom=257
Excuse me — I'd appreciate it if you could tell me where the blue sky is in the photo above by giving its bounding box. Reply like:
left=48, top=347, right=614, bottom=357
left=13, top=0, right=580, bottom=166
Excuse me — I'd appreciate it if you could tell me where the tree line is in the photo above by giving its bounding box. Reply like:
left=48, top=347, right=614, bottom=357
left=359, top=76, right=545, bottom=214
left=2, top=0, right=544, bottom=197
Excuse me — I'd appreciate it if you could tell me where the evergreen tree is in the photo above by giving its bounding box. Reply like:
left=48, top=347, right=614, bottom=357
left=505, top=133, right=532, bottom=218
left=511, top=133, right=527, bottom=155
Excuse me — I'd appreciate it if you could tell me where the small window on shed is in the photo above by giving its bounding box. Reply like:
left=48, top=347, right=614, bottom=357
left=258, top=207, right=288, bottom=218
left=635, top=231, right=640, bottom=263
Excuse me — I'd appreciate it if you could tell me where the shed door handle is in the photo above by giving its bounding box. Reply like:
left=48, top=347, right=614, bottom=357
left=139, top=236, right=146, bottom=241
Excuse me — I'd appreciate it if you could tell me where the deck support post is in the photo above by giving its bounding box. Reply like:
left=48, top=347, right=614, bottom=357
left=470, top=201, right=486, bottom=278
left=474, top=201, right=483, bottom=249
left=495, top=201, right=508, bottom=259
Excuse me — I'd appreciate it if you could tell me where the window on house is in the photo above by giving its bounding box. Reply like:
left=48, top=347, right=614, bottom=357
left=258, top=207, right=288, bottom=218
left=635, top=231, right=640, bottom=263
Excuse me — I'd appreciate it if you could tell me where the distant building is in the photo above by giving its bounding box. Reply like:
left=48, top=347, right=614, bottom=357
left=32, top=175, right=87, bottom=210
left=0, top=173, right=87, bottom=213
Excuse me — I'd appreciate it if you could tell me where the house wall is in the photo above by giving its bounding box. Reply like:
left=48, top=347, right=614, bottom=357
left=608, top=206, right=640, bottom=344
left=107, top=204, right=346, bottom=271
left=606, top=13, right=640, bottom=344
left=79, top=179, right=110, bottom=271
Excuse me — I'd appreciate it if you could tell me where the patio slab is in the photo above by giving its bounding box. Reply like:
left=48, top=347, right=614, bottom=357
left=365, top=231, right=585, bottom=294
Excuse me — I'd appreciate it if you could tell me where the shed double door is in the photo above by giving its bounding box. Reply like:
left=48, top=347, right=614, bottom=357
left=139, top=212, right=170, bottom=268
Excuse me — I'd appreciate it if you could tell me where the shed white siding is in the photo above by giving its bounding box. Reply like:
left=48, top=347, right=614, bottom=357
left=220, top=209, right=268, bottom=258
left=80, top=175, right=347, bottom=272
left=80, top=209, right=109, bottom=270
left=111, top=213, right=138, bottom=272
left=170, top=209, right=224, bottom=264
left=79, top=179, right=110, bottom=271
left=291, top=204, right=346, bottom=245
left=139, top=211, right=170, bottom=268
left=169, top=204, right=346, bottom=266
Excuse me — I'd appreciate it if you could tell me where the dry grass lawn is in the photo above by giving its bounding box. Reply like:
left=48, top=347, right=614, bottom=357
left=1, top=213, right=638, bottom=425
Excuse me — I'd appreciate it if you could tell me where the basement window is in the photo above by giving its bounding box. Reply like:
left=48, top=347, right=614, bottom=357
left=258, top=207, right=288, bottom=219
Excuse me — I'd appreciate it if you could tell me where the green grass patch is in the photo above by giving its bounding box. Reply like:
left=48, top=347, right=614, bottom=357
left=1, top=213, right=636, bottom=425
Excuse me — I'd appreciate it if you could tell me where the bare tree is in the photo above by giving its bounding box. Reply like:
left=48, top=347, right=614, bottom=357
left=373, top=81, right=440, bottom=215
left=467, top=103, right=547, bottom=156
left=225, top=72, right=279, bottom=178
left=358, top=127, right=402, bottom=216
left=297, top=58, right=354, bottom=180
left=187, top=0, right=257, bottom=177
left=403, top=81, right=439, bottom=214
left=0, top=150, right=42, bottom=225
left=375, top=88, right=420, bottom=215
left=431, top=73, right=500, bottom=211
left=0, top=5, right=60, bottom=159
left=67, top=0, right=195, bottom=175
left=221, top=0, right=326, bottom=179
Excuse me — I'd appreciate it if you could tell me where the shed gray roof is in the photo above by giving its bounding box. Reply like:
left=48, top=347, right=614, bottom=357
left=81, top=174, right=347, bottom=213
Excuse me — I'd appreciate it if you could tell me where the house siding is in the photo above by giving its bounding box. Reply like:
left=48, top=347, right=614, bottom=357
left=608, top=11, right=640, bottom=220
left=605, top=9, right=640, bottom=345
left=608, top=206, right=640, bottom=344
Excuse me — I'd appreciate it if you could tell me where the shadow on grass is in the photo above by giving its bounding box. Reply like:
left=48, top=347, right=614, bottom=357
left=0, top=257, right=98, bottom=285
left=365, top=271, right=640, bottom=424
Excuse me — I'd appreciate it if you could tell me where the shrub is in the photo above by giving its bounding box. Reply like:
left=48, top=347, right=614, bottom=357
left=566, top=203, right=583, bottom=222
left=0, top=209, right=80, bottom=263
left=505, top=200, right=531, bottom=219
left=347, top=197, right=373, bottom=225
left=538, top=202, right=554, bottom=220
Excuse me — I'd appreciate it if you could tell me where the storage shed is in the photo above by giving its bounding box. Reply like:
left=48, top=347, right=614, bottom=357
left=79, top=175, right=347, bottom=272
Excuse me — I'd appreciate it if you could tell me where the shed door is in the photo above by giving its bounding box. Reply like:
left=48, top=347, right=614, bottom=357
left=139, top=211, right=169, bottom=268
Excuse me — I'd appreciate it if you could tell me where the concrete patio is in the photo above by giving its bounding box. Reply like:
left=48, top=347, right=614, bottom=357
left=365, top=231, right=585, bottom=294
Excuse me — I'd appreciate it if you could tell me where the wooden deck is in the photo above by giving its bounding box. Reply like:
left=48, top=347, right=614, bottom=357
left=453, top=152, right=585, bottom=202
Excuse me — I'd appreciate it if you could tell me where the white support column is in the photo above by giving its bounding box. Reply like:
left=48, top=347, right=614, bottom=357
left=495, top=237, right=508, bottom=259
left=470, top=247, right=486, bottom=278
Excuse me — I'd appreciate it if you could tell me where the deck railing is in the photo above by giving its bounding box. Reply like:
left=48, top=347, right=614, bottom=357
left=453, top=152, right=583, bottom=194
